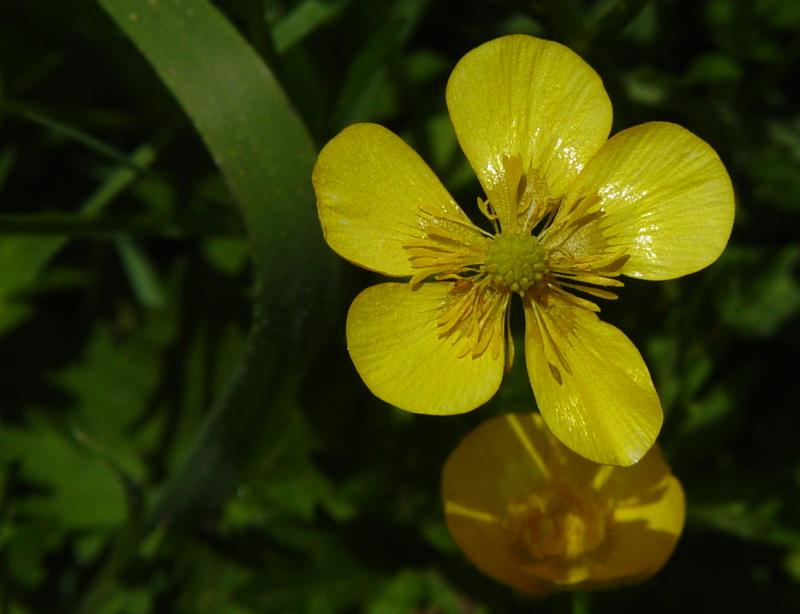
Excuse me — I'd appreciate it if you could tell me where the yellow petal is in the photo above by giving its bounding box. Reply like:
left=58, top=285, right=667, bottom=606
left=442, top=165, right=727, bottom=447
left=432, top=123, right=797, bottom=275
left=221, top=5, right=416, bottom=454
left=585, top=446, right=685, bottom=586
left=446, top=35, right=612, bottom=231
left=346, top=282, right=505, bottom=414
left=443, top=508, right=555, bottom=595
left=313, top=123, right=486, bottom=277
left=442, top=414, right=550, bottom=515
left=442, top=413, right=683, bottom=593
left=441, top=414, right=557, bottom=595
left=558, top=122, right=735, bottom=280
left=523, top=293, right=662, bottom=466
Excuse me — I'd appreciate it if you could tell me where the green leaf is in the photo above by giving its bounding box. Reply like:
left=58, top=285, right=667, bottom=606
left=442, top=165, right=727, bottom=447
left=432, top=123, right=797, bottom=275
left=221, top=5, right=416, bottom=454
left=232, top=409, right=355, bottom=523
left=115, top=237, right=165, bottom=308
left=748, top=118, right=800, bottom=213
left=0, top=141, right=158, bottom=333
left=96, top=0, right=327, bottom=288
left=272, top=0, right=351, bottom=54
left=174, top=544, right=255, bottom=614
left=689, top=494, right=800, bottom=549
left=685, top=52, right=742, bottom=84
left=715, top=245, right=800, bottom=338
left=236, top=521, right=380, bottom=613
left=0, top=421, right=128, bottom=530
left=52, top=323, right=173, bottom=481
left=367, top=569, right=472, bottom=614
left=584, top=0, right=652, bottom=49
left=686, top=463, right=800, bottom=550
left=0, top=102, right=145, bottom=171
left=96, top=0, right=340, bottom=526
left=329, top=0, right=428, bottom=128
left=1, top=521, right=63, bottom=589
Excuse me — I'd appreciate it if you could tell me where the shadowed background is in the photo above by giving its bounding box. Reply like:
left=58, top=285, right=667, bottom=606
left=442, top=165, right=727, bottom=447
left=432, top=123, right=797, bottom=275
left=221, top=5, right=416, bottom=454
left=1, top=0, right=798, bottom=611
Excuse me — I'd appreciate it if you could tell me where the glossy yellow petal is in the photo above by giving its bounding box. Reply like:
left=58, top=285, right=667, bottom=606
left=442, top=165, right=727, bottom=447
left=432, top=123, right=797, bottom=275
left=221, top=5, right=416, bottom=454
left=523, top=293, right=662, bottom=466
left=346, top=282, right=505, bottom=414
left=313, top=123, right=486, bottom=277
left=446, top=35, right=612, bottom=231
left=558, top=122, right=734, bottom=280
left=585, top=446, right=685, bottom=586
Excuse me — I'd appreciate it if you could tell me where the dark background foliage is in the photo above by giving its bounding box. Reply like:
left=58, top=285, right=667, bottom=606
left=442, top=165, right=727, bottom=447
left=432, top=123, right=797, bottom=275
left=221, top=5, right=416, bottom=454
left=1, top=0, right=799, bottom=612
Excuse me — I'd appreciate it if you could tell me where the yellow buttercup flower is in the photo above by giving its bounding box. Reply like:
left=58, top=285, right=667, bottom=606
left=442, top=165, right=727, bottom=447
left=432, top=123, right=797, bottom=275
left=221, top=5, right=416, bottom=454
left=312, top=34, right=734, bottom=465
left=442, top=413, right=685, bottom=594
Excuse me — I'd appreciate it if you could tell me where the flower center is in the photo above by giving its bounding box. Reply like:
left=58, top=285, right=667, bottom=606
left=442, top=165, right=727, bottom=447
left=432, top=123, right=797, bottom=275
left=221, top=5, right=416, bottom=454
left=485, top=232, right=547, bottom=293
left=508, top=483, right=607, bottom=562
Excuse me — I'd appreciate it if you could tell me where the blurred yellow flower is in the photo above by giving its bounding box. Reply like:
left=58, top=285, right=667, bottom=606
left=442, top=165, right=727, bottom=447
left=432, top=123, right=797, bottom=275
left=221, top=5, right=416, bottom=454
left=312, top=34, right=734, bottom=465
left=442, top=413, right=685, bottom=594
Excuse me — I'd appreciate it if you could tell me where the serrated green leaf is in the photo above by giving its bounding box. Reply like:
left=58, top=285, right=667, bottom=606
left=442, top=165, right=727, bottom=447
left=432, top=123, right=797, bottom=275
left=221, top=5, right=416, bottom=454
left=0, top=422, right=127, bottom=529
left=236, top=409, right=355, bottom=522
left=52, top=323, right=171, bottom=480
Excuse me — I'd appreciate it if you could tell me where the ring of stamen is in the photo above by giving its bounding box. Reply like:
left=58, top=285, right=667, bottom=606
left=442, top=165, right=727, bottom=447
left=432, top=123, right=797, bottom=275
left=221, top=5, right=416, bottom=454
left=485, top=232, right=548, bottom=293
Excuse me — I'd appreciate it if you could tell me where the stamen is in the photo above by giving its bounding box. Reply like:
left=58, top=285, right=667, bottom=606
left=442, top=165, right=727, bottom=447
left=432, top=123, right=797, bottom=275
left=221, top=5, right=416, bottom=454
left=548, top=283, right=601, bottom=313
left=436, top=282, right=508, bottom=360
left=526, top=295, right=573, bottom=378
left=557, top=282, right=619, bottom=301
left=401, top=206, right=490, bottom=284
left=484, top=155, right=556, bottom=234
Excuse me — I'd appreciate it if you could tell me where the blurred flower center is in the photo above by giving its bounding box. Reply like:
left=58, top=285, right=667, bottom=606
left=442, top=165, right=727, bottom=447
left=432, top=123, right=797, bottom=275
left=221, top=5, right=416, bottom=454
left=508, top=483, right=607, bottom=561
left=485, top=232, right=548, bottom=293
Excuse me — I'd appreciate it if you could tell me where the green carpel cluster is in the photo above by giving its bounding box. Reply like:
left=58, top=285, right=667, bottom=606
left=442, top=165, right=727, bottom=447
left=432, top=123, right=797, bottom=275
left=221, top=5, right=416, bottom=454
left=485, top=232, right=548, bottom=293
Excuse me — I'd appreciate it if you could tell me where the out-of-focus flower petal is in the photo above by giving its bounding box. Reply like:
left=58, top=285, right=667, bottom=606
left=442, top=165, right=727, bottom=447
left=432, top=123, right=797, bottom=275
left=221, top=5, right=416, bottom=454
left=584, top=446, right=685, bottom=586
left=442, top=413, right=559, bottom=594
left=442, top=413, right=684, bottom=595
